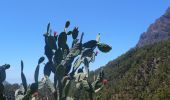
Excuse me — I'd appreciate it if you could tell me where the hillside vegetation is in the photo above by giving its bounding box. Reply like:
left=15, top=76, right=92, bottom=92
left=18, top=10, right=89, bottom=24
left=92, top=39, right=170, bottom=100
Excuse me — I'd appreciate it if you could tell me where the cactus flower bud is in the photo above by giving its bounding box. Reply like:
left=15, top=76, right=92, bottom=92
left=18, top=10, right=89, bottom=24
left=102, top=79, right=108, bottom=85
left=54, top=31, right=57, bottom=36
left=96, top=51, right=99, bottom=56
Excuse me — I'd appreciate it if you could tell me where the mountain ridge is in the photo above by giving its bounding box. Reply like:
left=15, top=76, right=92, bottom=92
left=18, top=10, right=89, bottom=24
left=136, top=7, right=170, bottom=47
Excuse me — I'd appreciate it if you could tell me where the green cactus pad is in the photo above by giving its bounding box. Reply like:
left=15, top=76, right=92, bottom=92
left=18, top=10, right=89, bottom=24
left=83, top=40, right=97, bottom=49
left=58, top=32, right=67, bottom=48
left=56, top=65, right=65, bottom=78
left=72, top=27, right=79, bottom=39
left=44, top=62, right=52, bottom=77
left=30, top=83, right=38, bottom=94
left=21, top=61, right=28, bottom=94
left=38, top=56, right=45, bottom=64
left=21, top=61, right=24, bottom=72
left=72, top=49, right=81, bottom=57
left=73, top=58, right=82, bottom=69
left=47, top=35, right=57, bottom=50
left=65, top=21, right=70, bottom=28
left=47, top=23, right=50, bottom=33
left=34, top=65, right=40, bottom=83
left=62, top=44, right=70, bottom=59
left=97, top=43, right=112, bottom=53
left=54, top=48, right=63, bottom=65
left=81, top=48, right=94, bottom=58
left=67, top=31, right=72, bottom=35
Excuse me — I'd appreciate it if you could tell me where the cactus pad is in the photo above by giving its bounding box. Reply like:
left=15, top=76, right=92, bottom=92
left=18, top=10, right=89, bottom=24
left=97, top=43, right=112, bottom=53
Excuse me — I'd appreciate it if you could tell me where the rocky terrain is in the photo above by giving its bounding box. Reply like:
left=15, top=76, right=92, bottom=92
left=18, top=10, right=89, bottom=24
left=137, top=7, right=170, bottom=47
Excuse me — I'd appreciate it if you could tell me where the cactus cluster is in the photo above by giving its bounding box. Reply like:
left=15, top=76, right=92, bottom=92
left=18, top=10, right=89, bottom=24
left=0, top=21, right=112, bottom=100
left=41, top=21, right=112, bottom=100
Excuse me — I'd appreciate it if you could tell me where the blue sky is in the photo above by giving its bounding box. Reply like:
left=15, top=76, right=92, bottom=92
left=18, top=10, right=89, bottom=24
left=0, top=0, right=170, bottom=83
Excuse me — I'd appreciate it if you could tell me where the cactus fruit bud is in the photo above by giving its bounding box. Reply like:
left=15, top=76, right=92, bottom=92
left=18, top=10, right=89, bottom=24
left=102, top=79, right=108, bottom=85
left=54, top=31, right=58, bottom=36
left=95, top=51, right=99, bottom=56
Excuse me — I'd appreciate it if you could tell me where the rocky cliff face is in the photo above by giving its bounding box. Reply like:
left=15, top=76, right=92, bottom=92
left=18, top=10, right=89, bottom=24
left=137, top=7, right=170, bottom=47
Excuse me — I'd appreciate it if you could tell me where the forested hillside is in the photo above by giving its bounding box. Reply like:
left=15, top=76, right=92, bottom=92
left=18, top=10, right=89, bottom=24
left=93, top=39, right=170, bottom=100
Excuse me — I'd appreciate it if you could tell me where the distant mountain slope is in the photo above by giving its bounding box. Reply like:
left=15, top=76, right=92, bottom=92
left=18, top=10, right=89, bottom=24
left=136, top=7, right=170, bottom=47
left=94, top=39, right=170, bottom=100
left=4, top=83, right=19, bottom=100
left=4, top=83, right=54, bottom=100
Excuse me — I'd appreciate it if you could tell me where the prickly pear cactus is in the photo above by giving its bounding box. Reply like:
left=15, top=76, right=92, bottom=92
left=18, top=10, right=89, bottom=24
left=41, top=21, right=112, bottom=100
left=15, top=20, right=111, bottom=100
